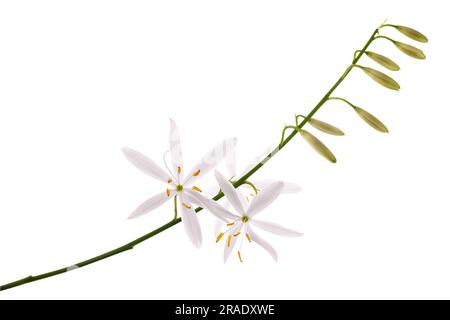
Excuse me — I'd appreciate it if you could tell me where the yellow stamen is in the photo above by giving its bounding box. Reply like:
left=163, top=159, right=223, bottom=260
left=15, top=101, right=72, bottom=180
left=192, top=186, right=202, bottom=193
left=216, top=232, right=224, bottom=243
left=182, top=202, right=191, bottom=209
left=234, top=232, right=241, bottom=237
left=238, top=250, right=243, bottom=263
left=227, top=236, right=232, bottom=247
left=166, top=189, right=171, bottom=197
left=227, top=222, right=235, bottom=227
left=246, top=233, right=251, bottom=242
left=167, top=178, right=173, bottom=184
left=193, top=169, right=201, bottom=177
left=177, top=166, right=182, bottom=174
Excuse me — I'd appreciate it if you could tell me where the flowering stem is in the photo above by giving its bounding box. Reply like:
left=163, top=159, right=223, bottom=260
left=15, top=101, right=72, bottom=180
left=0, top=25, right=380, bottom=292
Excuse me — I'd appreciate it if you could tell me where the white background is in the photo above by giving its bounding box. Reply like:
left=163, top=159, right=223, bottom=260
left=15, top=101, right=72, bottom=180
left=0, top=1, right=448, bottom=299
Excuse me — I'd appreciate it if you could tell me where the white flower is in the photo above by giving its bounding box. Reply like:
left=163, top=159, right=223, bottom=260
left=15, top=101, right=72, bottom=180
left=122, top=119, right=236, bottom=248
left=204, top=146, right=301, bottom=234
left=196, top=170, right=303, bottom=262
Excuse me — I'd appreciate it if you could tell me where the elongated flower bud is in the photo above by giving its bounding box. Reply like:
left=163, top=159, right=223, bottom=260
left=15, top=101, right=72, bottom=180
left=365, top=51, right=400, bottom=71
left=308, top=118, right=345, bottom=136
left=358, top=66, right=400, bottom=91
left=394, top=41, right=426, bottom=60
left=395, top=26, right=428, bottom=43
left=299, top=129, right=337, bottom=163
left=354, top=107, right=389, bottom=133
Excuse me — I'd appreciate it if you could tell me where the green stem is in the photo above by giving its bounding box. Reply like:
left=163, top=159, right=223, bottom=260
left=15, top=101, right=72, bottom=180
left=328, top=97, right=357, bottom=109
left=379, top=23, right=396, bottom=29
left=374, top=35, right=396, bottom=44
left=0, top=26, right=380, bottom=293
left=353, top=50, right=362, bottom=60
left=240, top=180, right=259, bottom=195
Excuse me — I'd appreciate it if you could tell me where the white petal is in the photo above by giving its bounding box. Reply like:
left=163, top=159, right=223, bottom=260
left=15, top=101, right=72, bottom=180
left=169, top=119, right=183, bottom=180
left=122, top=148, right=170, bottom=183
left=214, top=170, right=246, bottom=215
left=128, top=192, right=172, bottom=219
left=251, top=219, right=303, bottom=237
left=180, top=197, right=202, bottom=248
left=224, top=222, right=242, bottom=263
left=237, top=145, right=275, bottom=179
left=185, top=189, right=238, bottom=222
left=254, top=179, right=302, bottom=194
left=225, top=145, right=237, bottom=178
left=182, top=189, right=202, bottom=207
left=204, top=185, right=221, bottom=198
left=183, top=137, right=237, bottom=185
left=236, top=187, right=250, bottom=212
left=214, top=219, right=225, bottom=235
left=246, top=181, right=284, bottom=217
left=248, top=226, right=278, bottom=261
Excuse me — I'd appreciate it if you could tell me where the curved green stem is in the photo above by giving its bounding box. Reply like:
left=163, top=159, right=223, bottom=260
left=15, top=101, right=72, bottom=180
left=374, top=35, right=396, bottom=44
left=379, top=23, right=396, bottom=29
left=353, top=50, right=362, bottom=60
left=0, top=25, right=380, bottom=292
left=295, top=114, right=306, bottom=123
left=240, top=181, right=259, bottom=195
left=328, top=97, right=357, bottom=109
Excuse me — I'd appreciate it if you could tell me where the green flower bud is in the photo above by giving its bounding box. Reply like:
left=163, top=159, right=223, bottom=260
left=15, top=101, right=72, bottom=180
left=354, top=107, right=389, bottom=133
left=359, top=66, right=400, bottom=91
left=299, top=129, right=337, bottom=163
left=365, top=51, right=400, bottom=71
left=394, top=41, right=426, bottom=60
left=308, top=118, right=345, bottom=136
left=395, top=26, right=428, bottom=43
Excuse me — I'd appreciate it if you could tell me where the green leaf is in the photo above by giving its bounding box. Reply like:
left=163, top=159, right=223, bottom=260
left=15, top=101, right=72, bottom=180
left=394, top=41, right=426, bottom=60
left=365, top=51, right=400, bottom=71
left=359, top=66, right=400, bottom=91
left=308, top=118, right=345, bottom=136
left=354, top=107, right=389, bottom=133
left=299, top=129, right=337, bottom=163
left=395, top=26, right=428, bottom=43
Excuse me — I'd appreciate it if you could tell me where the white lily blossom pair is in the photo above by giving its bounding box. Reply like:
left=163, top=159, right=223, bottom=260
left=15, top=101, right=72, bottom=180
left=123, top=119, right=302, bottom=261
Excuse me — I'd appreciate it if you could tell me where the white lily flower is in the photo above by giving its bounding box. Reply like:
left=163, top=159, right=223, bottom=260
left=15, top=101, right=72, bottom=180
left=206, top=146, right=301, bottom=234
left=122, top=119, right=237, bottom=248
left=196, top=170, right=303, bottom=262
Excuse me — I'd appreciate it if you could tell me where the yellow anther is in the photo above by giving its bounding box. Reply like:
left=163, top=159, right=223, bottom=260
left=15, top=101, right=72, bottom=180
left=227, top=222, right=235, bottom=227
left=177, top=166, right=182, bottom=174
left=193, top=169, right=201, bottom=177
left=167, top=178, right=173, bottom=184
left=227, top=236, right=232, bottom=247
left=166, top=189, right=171, bottom=197
left=246, top=233, right=251, bottom=242
left=238, top=250, right=243, bottom=263
left=192, top=186, right=202, bottom=193
left=216, top=232, right=224, bottom=243
left=234, top=232, right=241, bottom=237
left=182, top=202, right=191, bottom=209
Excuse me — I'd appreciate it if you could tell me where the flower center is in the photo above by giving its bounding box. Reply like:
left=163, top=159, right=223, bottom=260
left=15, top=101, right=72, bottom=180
left=241, top=216, right=249, bottom=223
left=175, top=184, right=183, bottom=192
